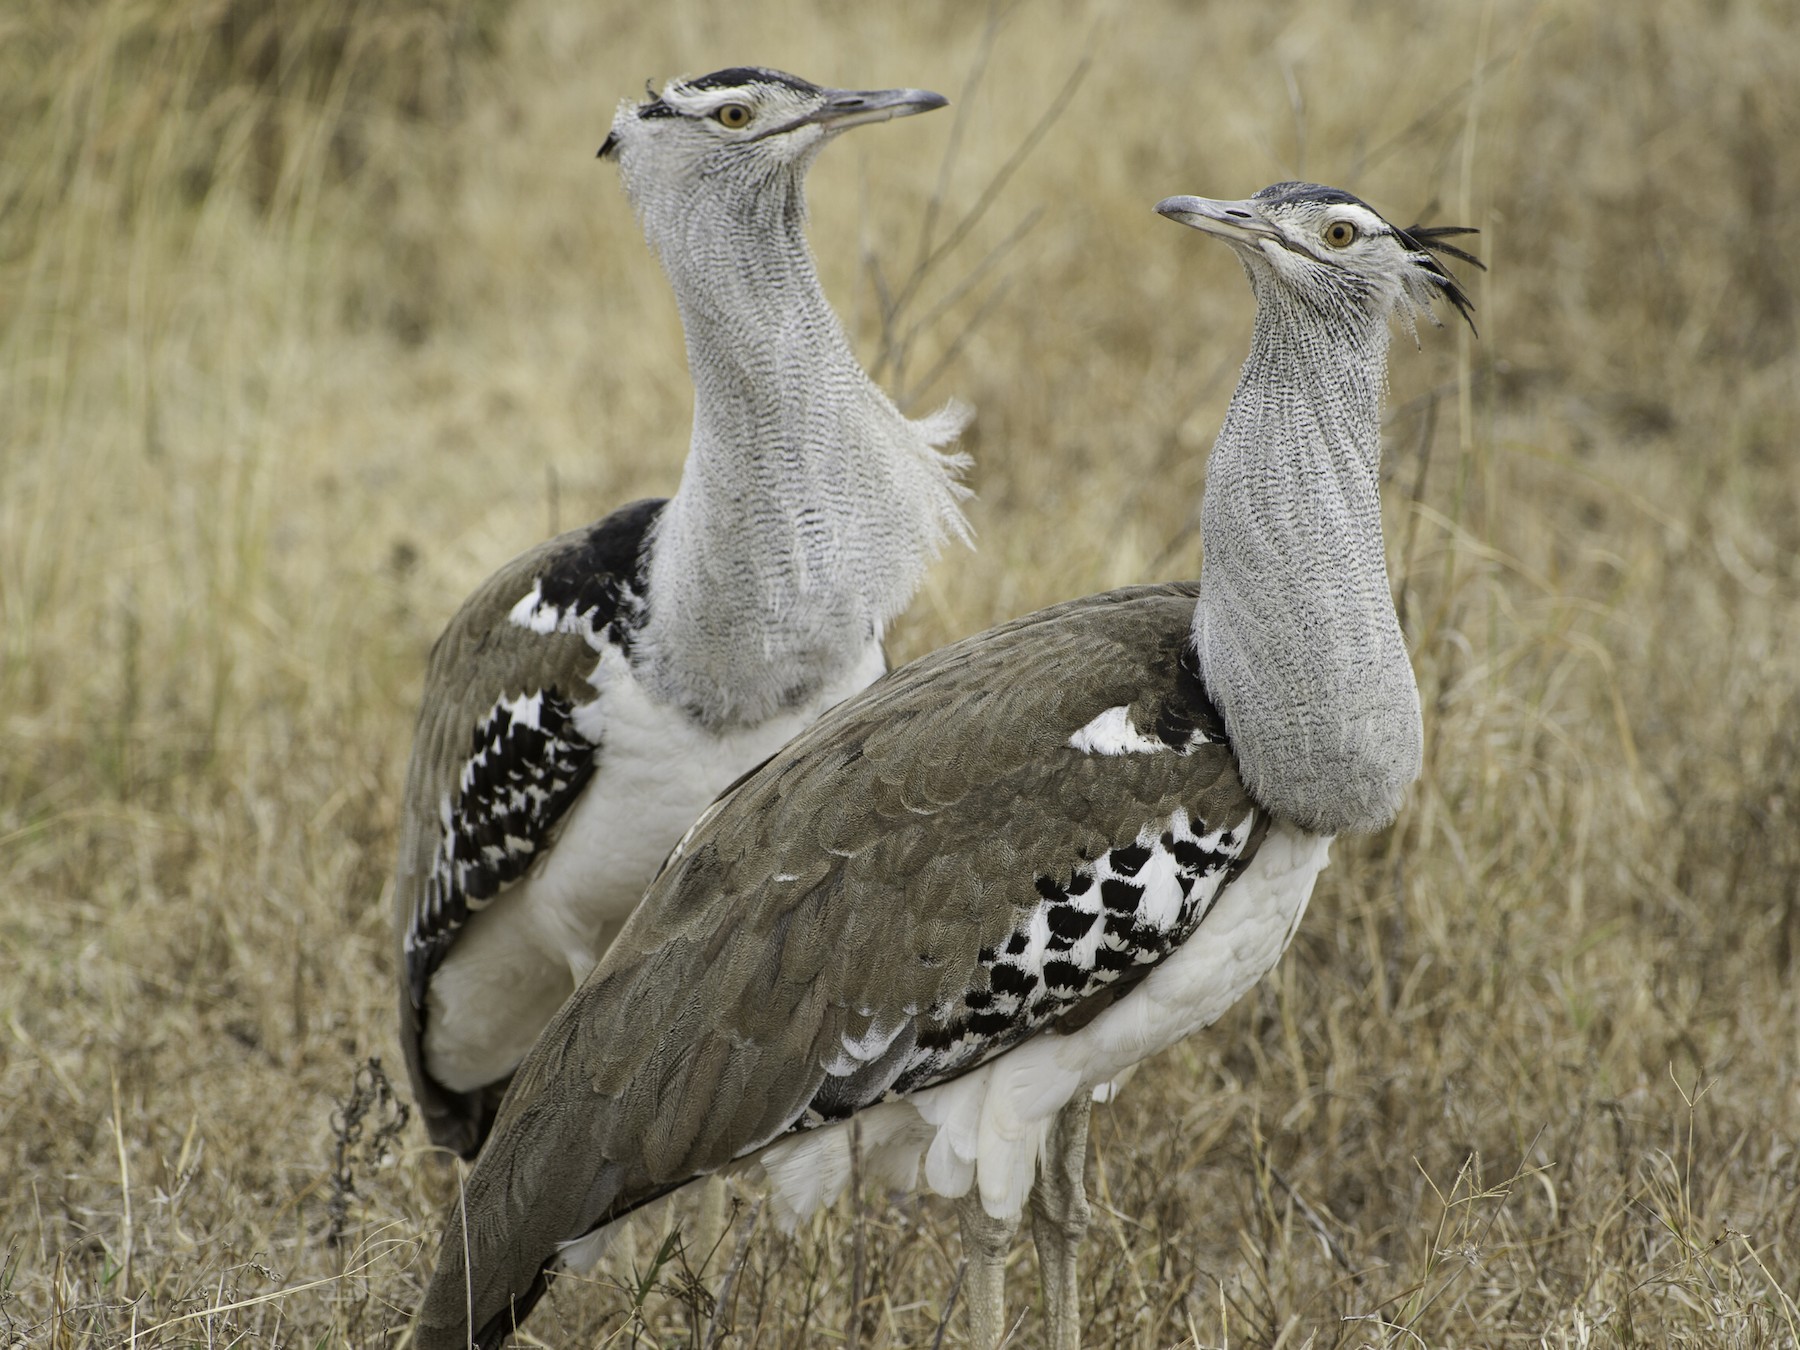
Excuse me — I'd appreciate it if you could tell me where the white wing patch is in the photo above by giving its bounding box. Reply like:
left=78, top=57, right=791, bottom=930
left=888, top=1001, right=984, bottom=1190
left=507, top=580, right=611, bottom=643
left=1068, top=702, right=1215, bottom=756
left=1068, top=705, right=1166, bottom=755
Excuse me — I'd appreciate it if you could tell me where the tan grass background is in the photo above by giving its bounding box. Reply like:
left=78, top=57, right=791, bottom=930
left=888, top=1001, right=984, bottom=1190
left=4, top=0, right=1798, bottom=1345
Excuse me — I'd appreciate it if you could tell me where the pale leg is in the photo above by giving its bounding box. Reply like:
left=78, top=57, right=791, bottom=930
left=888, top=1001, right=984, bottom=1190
left=612, top=1212, right=641, bottom=1287
left=691, top=1174, right=732, bottom=1266
left=956, top=1189, right=1017, bottom=1348
left=1029, top=1097, right=1093, bottom=1350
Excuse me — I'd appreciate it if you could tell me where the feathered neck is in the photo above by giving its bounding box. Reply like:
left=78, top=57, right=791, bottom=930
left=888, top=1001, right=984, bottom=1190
left=1193, top=272, right=1421, bottom=835
left=629, top=167, right=970, bottom=731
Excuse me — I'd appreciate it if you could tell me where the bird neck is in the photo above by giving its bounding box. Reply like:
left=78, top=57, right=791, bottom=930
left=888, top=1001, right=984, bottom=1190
left=633, top=172, right=970, bottom=731
left=1193, top=279, right=1422, bottom=835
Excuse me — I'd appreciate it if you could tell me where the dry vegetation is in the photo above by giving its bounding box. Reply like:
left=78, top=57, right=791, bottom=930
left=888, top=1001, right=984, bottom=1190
left=4, top=0, right=1799, bottom=1345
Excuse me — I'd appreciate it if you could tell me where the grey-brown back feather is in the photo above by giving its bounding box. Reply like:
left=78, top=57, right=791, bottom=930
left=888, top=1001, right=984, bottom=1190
left=417, top=583, right=1263, bottom=1345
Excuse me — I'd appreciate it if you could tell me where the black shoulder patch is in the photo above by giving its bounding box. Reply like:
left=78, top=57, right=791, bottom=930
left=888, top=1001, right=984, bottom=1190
left=1146, top=640, right=1226, bottom=750
left=532, top=497, right=664, bottom=648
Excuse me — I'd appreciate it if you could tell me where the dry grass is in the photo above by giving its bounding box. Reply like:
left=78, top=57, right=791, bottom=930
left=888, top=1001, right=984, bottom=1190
left=4, top=0, right=1799, bottom=1345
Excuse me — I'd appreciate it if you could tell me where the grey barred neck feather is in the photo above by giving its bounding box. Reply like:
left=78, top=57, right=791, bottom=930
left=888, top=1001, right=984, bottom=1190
left=1195, top=278, right=1417, bottom=834
left=1158, top=182, right=1480, bottom=834
left=607, top=69, right=971, bottom=729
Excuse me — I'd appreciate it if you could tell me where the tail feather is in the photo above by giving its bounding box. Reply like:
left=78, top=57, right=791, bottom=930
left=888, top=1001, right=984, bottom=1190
left=412, top=1090, right=633, bottom=1350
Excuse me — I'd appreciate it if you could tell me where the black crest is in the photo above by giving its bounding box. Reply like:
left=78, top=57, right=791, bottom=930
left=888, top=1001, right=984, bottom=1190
left=684, top=66, right=821, bottom=95
left=1396, top=221, right=1484, bottom=332
left=1254, top=181, right=1365, bottom=211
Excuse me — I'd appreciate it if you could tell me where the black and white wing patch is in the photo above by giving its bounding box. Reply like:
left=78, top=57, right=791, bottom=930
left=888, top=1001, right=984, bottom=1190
left=399, top=498, right=663, bottom=1009
left=896, top=804, right=1259, bottom=1089
left=800, top=801, right=1262, bottom=1129
left=405, top=691, right=600, bottom=1001
left=793, top=640, right=1269, bottom=1129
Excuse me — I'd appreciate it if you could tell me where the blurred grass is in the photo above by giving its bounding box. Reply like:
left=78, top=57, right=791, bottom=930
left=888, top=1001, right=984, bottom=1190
left=3, top=0, right=1798, bottom=1345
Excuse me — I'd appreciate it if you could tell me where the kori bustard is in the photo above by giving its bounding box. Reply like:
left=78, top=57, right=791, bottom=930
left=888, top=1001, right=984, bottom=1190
left=393, top=67, right=970, bottom=1158
left=411, top=181, right=1479, bottom=1348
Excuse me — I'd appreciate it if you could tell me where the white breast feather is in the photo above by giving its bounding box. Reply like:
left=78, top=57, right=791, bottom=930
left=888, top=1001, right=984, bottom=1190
left=1068, top=705, right=1167, bottom=755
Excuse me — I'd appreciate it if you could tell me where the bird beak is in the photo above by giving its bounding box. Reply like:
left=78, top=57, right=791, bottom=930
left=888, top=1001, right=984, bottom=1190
left=1154, top=195, right=1280, bottom=245
left=796, top=86, right=949, bottom=134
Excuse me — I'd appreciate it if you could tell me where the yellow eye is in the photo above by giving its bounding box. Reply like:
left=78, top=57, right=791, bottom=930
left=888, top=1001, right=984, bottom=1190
left=714, top=103, right=752, bottom=129
left=1324, top=220, right=1358, bottom=248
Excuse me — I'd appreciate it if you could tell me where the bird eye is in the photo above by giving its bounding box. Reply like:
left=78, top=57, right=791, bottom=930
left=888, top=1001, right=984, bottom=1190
left=713, top=103, right=753, bottom=129
left=1324, top=220, right=1358, bottom=249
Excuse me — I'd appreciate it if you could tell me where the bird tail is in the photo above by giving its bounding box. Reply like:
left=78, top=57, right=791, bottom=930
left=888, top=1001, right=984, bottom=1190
left=411, top=1090, right=635, bottom=1350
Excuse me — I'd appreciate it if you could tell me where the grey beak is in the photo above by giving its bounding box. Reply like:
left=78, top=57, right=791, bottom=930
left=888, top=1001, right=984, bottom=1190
left=800, top=86, right=949, bottom=132
left=1155, top=195, right=1280, bottom=244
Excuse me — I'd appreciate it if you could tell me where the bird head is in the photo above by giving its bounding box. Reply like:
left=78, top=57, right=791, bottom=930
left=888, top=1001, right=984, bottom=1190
left=1155, top=182, right=1482, bottom=339
left=599, top=67, right=946, bottom=222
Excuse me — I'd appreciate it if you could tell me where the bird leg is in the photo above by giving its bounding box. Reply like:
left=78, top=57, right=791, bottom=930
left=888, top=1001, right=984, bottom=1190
left=1029, top=1096, right=1093, bottom=1350
left=690, top=1174, right=733, bottom=1268
left=955, top=1189, right=1017, bottom=1348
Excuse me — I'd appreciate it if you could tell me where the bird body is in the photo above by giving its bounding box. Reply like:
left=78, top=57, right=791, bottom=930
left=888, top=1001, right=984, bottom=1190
left=413, top=181, right=1479, bottom=1349
left=393, top=68, right=966, bottom=1156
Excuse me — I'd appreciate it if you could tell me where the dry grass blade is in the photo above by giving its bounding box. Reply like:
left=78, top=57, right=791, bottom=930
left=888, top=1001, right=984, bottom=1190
left=868, top=4, right=1092, bottom=398
left=701, top=1196, right=763, bottom=1350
